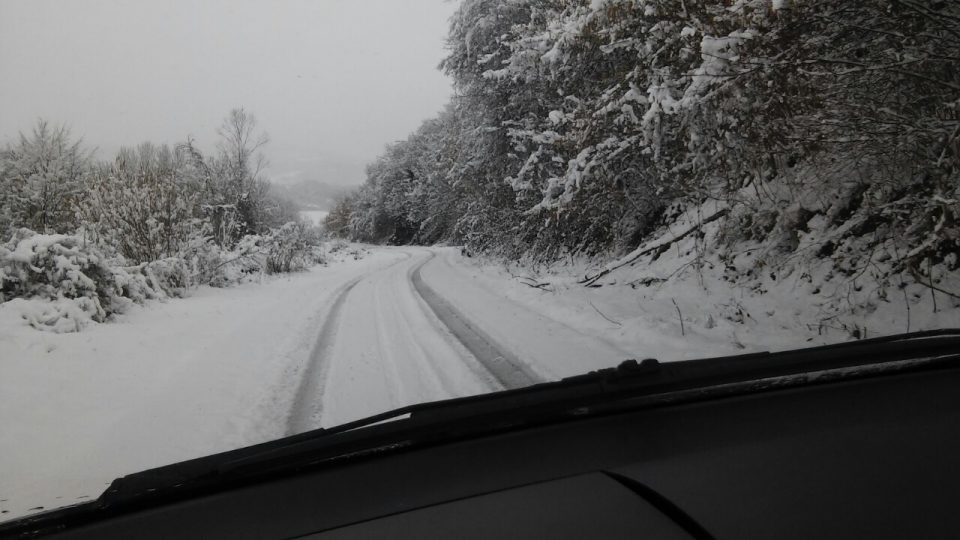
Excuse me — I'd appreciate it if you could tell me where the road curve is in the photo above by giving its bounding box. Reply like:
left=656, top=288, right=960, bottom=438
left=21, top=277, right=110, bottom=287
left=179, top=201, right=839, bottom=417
left=287, top=245, right=627, bottom=434
left=290, top=249, right=506, bottom=431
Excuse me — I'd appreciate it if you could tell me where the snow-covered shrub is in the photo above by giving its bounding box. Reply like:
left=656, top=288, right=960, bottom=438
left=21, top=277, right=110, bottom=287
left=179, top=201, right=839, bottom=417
left=0, top=230, right=124, bottom=329
left=0, top=229, right=199, bottom=332
left=263, top=221, right=323, bottom=274
left=328, top=239, right=349, bottom=253
left=2, top=230, right=108, bottom=305
left=141, top=257, right=193, bottom=299
left=204, top=235, right=266, bottom=287
left=174, top=227, right=221, bottom=286
left=180, top=223, right=324, bottom=288
left=79, top=143, right=204, bottom=264
left=8, top=297, right=105, bottom=334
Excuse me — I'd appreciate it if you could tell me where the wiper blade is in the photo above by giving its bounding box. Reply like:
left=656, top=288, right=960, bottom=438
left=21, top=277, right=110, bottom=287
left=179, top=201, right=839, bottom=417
left=317, top=355, right=662, bottom=438
left=5, top=330, right=959, bottom=537
left=291, top=328, right=960, bottom=440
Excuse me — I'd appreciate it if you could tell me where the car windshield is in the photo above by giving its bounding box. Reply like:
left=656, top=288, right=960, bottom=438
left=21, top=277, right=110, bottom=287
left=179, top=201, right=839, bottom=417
left=1, top=0, right=958, bottom=524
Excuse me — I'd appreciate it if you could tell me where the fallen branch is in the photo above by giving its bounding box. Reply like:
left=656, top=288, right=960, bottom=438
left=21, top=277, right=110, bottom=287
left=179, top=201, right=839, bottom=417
left=910, top=265, right=960, bottom=301
left=518, top=276, right=553, bottom=291
left=580, top=208, right=729, bottom=286
left=589, top=301, right=622, bottom=327
left=520, top=280, right=552, bottom=291
left=903, top=286, right=911, bottom=334
left=627, top=276, right=667, bottom=288
left=672, top=298, right=685, bottom=337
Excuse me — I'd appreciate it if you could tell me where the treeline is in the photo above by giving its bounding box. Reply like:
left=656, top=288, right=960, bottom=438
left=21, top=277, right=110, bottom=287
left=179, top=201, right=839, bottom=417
left=0, top=109, right=323, bottom=331
left=1, top=109, right=301, bottom=257
left=329, top=0, right=959, bottom=279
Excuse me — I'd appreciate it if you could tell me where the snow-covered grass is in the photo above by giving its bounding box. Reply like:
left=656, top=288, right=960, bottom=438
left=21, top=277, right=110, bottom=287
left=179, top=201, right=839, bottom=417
left=0, top=247, right=402, bottom=521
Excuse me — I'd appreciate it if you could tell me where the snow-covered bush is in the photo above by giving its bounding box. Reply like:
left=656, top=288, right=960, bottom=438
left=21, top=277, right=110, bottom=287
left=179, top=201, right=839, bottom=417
left=79, top=143, right=208, bottom=265
left=8, top=297, right=105, bottom=334
left=178, top=222, right=325, bottom=288
left=263, top=221, right=324, bottom=274
left=201, top=235, right=266, bottom=287
left=141, top=257, right=193, bottom=299
left=0, top=229, right=195, bottom=332
left=3, top=230, right=106, bottom=304
left=328, top=239, right=349, bottom=253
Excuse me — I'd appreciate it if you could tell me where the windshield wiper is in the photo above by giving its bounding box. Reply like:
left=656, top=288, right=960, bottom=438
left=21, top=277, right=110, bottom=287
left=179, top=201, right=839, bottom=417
left=258, top=328, right=960, bottom=446
left=5, top=330, right=959, bottom=537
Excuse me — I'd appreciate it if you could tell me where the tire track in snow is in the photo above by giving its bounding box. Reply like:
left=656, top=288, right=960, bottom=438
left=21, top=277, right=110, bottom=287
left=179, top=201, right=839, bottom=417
left=411, top=252, right=546, bottom=389
left=286, top=251, right=417, bottom=434
left=284, top=277, right=362, bottom=436
left=399, top=257, right=489, bottom=398
left=426, top=248, right=635, bottom=378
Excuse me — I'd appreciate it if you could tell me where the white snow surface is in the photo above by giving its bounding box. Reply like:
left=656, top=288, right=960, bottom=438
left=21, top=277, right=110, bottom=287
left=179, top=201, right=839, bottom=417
left=0, top=245, right=632, bottom=520
left=314, top=249, right=500, bottom=428
left=0, top=248, right=404, bottom=520
left=2, top=243, right=958, bottom=522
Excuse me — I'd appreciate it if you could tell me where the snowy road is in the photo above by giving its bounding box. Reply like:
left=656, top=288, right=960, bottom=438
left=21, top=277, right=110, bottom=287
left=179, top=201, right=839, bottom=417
left=287, top=248, right=505, bottom=432
left=287, top=246, right=634, bottom=431
left=0, top=245, right=633, bottom=520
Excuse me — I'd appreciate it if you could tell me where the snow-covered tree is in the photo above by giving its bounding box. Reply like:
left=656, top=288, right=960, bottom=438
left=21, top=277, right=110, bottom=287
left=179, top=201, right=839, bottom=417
left=215, top=108, right=272, bottom=239
left=342, top=0, right=959, bottom=278
left=0, top=120, right=89, bottom=235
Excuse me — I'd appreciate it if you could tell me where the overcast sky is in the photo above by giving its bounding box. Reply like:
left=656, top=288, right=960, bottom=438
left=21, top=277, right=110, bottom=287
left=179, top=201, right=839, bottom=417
left=0, top=0, right=457, bottom=185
